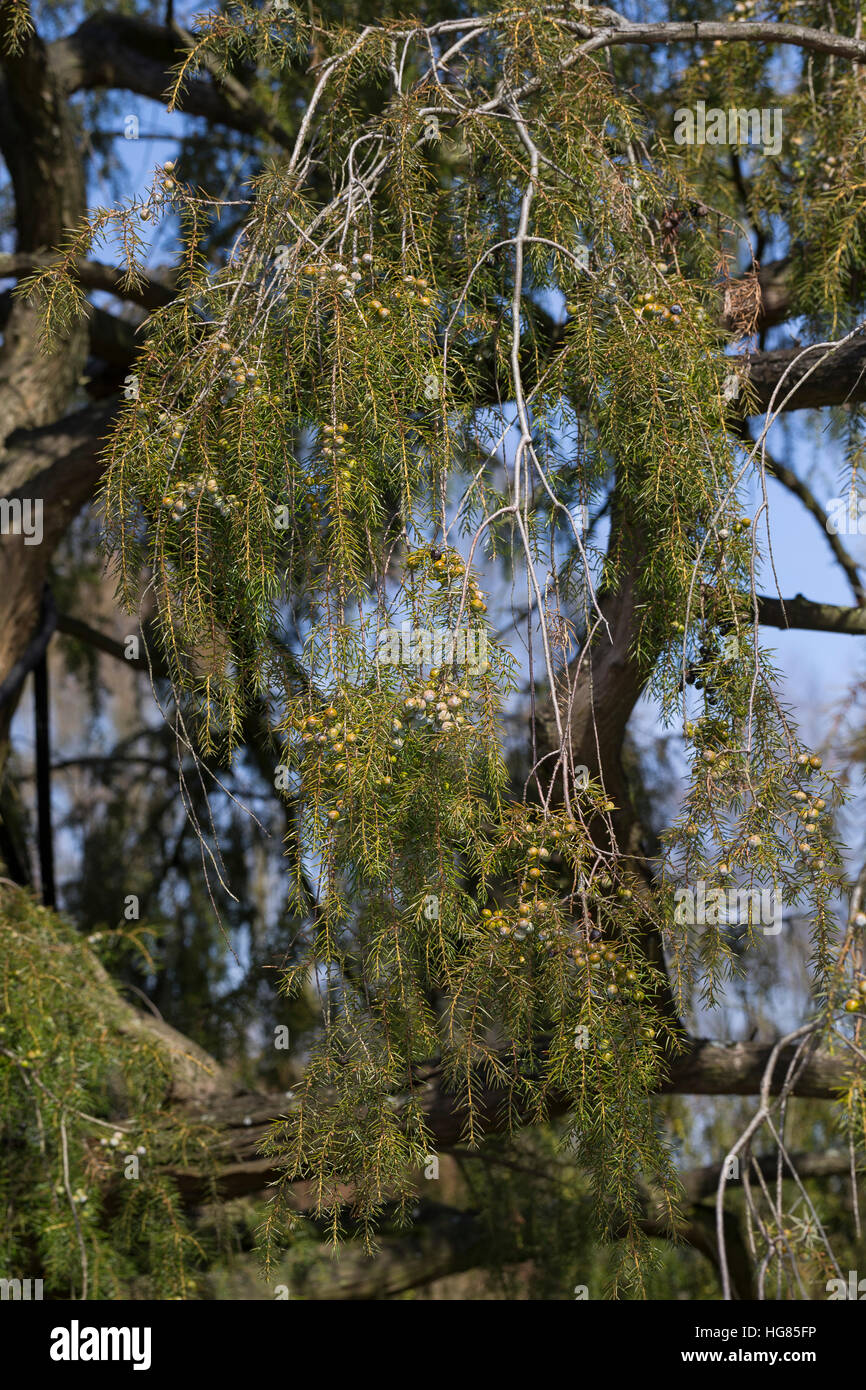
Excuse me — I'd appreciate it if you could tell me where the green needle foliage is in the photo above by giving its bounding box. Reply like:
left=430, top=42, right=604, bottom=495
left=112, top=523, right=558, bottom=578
left=16, top=1, right=866, bottom=1293
left=0, top=885, right=214, bottom=1298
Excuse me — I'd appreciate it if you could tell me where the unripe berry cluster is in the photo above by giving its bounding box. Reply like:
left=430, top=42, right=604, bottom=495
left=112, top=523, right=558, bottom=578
left=302, top=258, right=364, bottom=300
left=321, top=422, right=357, bottom=484
left=160, top=473, right=236, bottom=520
left=214, top=342, right=266, bottom=402
left=403, top=680, right=475, bottom=735
left=400, top=273, right=432, bottom=306
left=405, top=547, right=488, bottom=613
left=635, top=291, right=682, bottom=326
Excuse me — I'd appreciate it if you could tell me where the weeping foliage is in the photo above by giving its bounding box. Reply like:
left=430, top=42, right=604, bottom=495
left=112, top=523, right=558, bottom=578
left=16, top=1, right=866, bottom=1290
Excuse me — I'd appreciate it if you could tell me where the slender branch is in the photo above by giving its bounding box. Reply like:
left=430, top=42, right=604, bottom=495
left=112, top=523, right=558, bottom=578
left=55, top=612, right=161, bottom=673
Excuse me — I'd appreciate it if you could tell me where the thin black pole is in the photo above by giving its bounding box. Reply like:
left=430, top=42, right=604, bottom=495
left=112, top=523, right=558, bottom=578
left=34, top=650, right=55, bottom=908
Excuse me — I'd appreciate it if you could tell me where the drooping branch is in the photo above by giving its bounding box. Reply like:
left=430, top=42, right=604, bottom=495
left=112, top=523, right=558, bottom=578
left=167, top=18, right=294, bottom=152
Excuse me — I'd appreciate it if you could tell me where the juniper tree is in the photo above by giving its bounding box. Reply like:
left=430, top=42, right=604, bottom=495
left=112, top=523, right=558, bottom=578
left=2, top=0, right=866, bottom=1298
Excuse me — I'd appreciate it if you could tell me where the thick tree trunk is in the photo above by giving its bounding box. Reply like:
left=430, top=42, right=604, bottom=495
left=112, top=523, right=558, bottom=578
left=0, top=6, right=92, bottom=780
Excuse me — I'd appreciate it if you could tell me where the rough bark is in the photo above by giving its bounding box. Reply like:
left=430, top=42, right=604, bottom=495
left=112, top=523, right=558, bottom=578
left=758, top=593, right=866, bottom=635
left=0, top=5, right=88, bottom=443
left=0, top=403, right=118, bottom=751
left=746, top=333, right=866, bottom=414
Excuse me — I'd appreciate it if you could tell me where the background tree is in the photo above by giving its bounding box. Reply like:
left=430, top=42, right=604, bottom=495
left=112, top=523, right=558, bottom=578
left=2, top=0, right=866, bottom=1299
